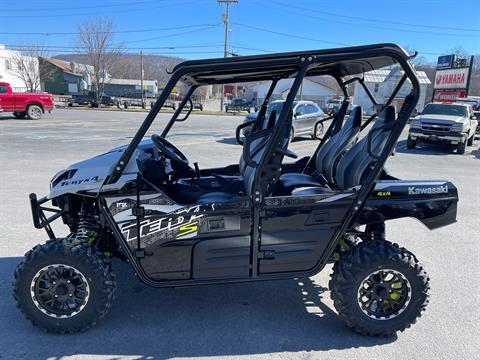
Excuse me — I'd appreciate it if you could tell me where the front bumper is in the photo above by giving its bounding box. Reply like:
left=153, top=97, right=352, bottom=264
left=409, top=129, right=467, bottom=143
left=29, top=193, right=62, bottom=239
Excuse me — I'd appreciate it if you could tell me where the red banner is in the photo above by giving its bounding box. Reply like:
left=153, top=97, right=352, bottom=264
left=433, top=89, right=467, bottom=102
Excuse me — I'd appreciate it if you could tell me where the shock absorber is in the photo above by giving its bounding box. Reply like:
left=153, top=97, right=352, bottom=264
left=75, top=207, right=96, bottom=245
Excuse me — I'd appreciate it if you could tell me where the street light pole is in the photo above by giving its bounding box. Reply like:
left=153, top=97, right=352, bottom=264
left=217, top=0, right=238, bottom=112
left=140, top=50, right=145, bottom=109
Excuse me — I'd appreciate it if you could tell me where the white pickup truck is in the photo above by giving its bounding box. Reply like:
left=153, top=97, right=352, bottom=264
left=408, top=102, right=478, bottom=154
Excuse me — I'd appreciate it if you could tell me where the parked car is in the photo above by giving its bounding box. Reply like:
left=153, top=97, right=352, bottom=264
left=0, top=82, right=54, bottom=120
left=474, top=111, right=480, bottom=134
left=68, top=92, right=119, bottom=108
left=242, top=100, right=325, bottom=141
left=408, top=102, right=478, bottom=154
left=225, top=98, right=253, bottom=113
left=324, top=98, right=343, bottom=114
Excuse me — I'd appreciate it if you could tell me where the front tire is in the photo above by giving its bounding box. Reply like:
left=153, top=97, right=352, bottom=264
left=406, top=137, right=416, bottom=149
left=457, top=137, right=467, bottom=154
left=13, top=240, right=116, bottom=333
left=330, top=240, right=429, bottom=336
left=467, top=132, right=474, bottom=146
left=27, top=105, right=43, bottom=120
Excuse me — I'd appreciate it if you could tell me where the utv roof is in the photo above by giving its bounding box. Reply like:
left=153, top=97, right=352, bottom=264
left=171, top=43, right=412, bottom=85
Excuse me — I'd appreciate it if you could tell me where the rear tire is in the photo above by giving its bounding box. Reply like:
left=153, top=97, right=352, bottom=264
left=406, top=137, right=416, bottom=149
left=290, top=127, right=295, bottom=143
left=13, top=240, right=116, bottom=333
left=13, top=112, right=27, bottom=119
left=26, top=105, right=42, bottom=120
left=330, top=240, right=429, bottom=336
left=457, top=138, right=467, bottom=154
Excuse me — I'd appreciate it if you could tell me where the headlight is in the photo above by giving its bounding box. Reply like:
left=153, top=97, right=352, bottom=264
left=50, top=169, right=77, bottom=189
left=451, top=123, right=464, bottom=132
left=410, top=119, right=422, bottom=128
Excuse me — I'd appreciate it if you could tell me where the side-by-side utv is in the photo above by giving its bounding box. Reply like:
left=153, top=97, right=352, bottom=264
left=15, top=44, right=458, bottom=336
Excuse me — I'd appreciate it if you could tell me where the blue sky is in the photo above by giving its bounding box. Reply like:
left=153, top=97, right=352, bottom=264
left=1, top=0, right=478, bottom=62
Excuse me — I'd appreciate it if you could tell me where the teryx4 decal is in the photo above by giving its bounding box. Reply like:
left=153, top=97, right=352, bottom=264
left=120, top=205, right=209, bottom=242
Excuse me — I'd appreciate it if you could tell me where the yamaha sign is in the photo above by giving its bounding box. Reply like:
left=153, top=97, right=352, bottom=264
left=434, top=68, right=469, bottom=90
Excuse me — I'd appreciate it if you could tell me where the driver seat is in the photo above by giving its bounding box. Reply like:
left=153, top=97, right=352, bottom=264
left=196, top=112, right=293, bottom=204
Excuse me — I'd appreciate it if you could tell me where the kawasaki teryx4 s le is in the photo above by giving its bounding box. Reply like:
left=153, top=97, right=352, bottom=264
left=15, top=44, right=458, bottom=336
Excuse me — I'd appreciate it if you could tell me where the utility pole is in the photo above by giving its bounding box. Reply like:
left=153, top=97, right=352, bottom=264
left=217, top=0, right=238, bottom=111
left=140, top=50, right=145, bottom=109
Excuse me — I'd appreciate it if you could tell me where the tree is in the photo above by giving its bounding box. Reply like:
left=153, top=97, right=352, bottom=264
left=76, top=18, right=122, bottom=104
left=11, top=44, right=46, bottom=92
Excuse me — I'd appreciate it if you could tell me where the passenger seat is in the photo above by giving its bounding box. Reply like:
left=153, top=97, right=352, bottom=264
left=292, top=106, right=396, bottom=196
left=278, top=106, right=362, bottom=194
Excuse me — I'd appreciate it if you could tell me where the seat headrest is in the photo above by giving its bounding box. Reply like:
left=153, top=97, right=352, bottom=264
left=266, top=110, right=277, bottom=129
left=346, top=106, right=362, bottom=129
left=378, top=105, right=396, bottom=123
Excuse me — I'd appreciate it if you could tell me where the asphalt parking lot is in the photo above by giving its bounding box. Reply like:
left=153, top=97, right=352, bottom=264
left=0, top=109, right=479, bottom=360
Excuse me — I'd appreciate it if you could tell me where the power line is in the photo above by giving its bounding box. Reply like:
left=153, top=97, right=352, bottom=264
left=0, top=0, right=197, bottom=18
left=232, top=22, right=350, bottom=46
left=1, top=0, right=163, bottom=12
left=0, top=23, right=219, bottom=36
left=271, top=0, right=480, bottom=33
left=261, top=1, right=479, bottom=38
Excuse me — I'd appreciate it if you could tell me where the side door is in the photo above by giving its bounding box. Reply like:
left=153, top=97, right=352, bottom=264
left=257, top=191, right=356, bottom=275
left=102, top=176, right=253, bottom=282
left=0, top=84, right=14, bottom=111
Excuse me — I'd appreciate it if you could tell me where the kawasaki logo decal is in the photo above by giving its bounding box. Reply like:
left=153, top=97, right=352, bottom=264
left=408, top=185, right=448, bottom=195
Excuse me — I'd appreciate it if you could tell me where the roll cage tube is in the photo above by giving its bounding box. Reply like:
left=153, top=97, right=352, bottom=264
left=161, top=85, right=198, bottom=138
left=250, top=58, right=311, bottom=277
left=361, top=74, right=408, bottom=130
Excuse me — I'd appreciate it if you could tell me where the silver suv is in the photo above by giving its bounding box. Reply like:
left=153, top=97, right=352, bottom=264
left=243, top=100, right=325, bottom=141
left=408, top=102, right=478, bottom=154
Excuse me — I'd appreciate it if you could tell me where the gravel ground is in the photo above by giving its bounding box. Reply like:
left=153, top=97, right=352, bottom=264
left=0, top=109, right=479, bottom=360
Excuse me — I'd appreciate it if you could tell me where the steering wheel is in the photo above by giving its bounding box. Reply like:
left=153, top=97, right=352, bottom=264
left=151, top=134, right=189, bottom=168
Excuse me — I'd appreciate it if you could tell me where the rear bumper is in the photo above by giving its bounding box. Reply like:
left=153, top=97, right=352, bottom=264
left=409, top=129, right=466, bottom=143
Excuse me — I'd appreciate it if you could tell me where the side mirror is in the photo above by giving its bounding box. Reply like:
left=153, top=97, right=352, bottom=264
left=294, top=111, right=302, bottom=117
left=471, top=116, right=477, bottom=120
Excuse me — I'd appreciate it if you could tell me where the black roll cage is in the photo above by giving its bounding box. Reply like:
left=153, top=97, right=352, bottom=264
left=96, top=44, right=420, bottom=287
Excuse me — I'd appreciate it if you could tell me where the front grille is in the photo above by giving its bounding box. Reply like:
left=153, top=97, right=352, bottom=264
left=421, top=123, right=451, bottom=132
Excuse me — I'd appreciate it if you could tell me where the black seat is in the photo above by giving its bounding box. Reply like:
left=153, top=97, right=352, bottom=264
left=293, top=106, right=396, bottom=196
left=278, top=106, right=362, bottom=193
left=196, top=112, right=293, bottom=204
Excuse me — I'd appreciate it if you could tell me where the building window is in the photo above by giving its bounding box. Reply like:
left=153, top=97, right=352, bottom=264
left=374, top=83, right=379, bottom=93
left=5, top=60, right=12, bottom=70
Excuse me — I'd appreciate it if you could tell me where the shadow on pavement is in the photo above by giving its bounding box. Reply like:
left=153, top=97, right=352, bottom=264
left=395, top=139, right=457, bottom=156
left=1, top=257, right=395, bottom=359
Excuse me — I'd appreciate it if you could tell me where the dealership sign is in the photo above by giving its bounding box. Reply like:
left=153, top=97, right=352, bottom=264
left=436, top=54, right=455, bottom=69
left=433, top=89, right=467, bottom=102
left=433, top=68, right=469, bottom=89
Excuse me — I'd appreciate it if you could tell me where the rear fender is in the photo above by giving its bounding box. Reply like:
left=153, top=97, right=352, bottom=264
left=358, top=180, right=458, bottom=229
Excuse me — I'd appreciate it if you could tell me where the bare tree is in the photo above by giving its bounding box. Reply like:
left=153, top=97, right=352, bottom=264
left=76, top=18, right=122, bottom=104
left=11, top=44, right=46, bottom=92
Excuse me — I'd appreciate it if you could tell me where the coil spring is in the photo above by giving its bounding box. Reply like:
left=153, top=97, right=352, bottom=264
left=75, top=211, right=96, bottom=245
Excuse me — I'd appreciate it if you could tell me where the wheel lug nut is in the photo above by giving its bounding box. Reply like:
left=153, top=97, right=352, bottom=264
left=53, top=281, right=56, bottom=285
left=69, top=294, right=72, bottom=297
left=67, top=280, right=70, bottom=284
left=54, top=294, right=58, bottom=298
